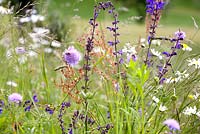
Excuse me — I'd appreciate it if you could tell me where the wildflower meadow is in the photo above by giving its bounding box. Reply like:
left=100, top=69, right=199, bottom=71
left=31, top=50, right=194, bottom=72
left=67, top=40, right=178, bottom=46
left=0, top=0, right=200, bottom=134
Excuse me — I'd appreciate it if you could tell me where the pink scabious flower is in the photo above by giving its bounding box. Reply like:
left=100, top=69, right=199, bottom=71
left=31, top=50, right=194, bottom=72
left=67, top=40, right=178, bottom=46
left=63, top=46, right=81, bottom=66
left=163, top=119, right=180, bottom=131
left=175, top=31, right=186, bottom=39
left=8, top=93, right=23, bottom=103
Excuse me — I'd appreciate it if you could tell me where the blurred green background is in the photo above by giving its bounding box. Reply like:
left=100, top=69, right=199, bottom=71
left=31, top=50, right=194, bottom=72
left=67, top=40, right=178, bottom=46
left=45, top=0, right=200, bottom=43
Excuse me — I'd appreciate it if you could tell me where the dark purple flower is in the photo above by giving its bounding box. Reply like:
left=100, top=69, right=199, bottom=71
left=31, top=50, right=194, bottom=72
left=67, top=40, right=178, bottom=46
left=162, top=51, right=170, bottom=57
left=119, top=58, right=124, bottom=64
left=146, top=0, right=165, bottom=15
left=131, top=54, right=137, bottom=61
left=175, top=41, right=182, bottom=49
left=58, top=102, right=71, bottom=134
left=62, top=102, right=71, bottom=108
left=159, top=78, right=166, bottom=84
left=68, top=128, right=73, bottom=134
left=45, top=105, right=54, bottom=115
left=25, top=105, right=32, bottom=111
left=0, top=100, right=4, bottom=107
left=63, top=46, right=81, bottom=66
left=107, top=111, right=110, bottom=119
left=108, top=41, right=114, bottom=46
left=0, top=108, right=2, bottom=114
left=163, top=119, right=180, bottom=131
left=33, top=94, right=38, bottom=103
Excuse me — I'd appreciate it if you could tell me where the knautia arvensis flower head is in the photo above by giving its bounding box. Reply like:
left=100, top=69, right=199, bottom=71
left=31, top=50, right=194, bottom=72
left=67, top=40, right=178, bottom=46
left=8, top=93, right=23, bottom=103
left=63, top=46, right=81, bottom=67
left=163, top=119, right=180, bottom=131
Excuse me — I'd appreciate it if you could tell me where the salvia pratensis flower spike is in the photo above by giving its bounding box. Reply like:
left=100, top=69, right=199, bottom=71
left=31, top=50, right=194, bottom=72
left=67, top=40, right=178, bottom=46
left=58, top=102, right=71, bottom=134
left=158, top=30, right=186, bottom=82
left=145, top=0, right=166, bottom=65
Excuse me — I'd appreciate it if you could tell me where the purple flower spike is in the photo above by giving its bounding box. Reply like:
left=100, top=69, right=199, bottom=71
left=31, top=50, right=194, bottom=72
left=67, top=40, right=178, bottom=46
left=63, top=46, right=81, bottom=67
left=8, top=93, right=23, bottom=103
left=163, top=119, right=180, bottom=131
left=146, top=0, right=165, bottom=15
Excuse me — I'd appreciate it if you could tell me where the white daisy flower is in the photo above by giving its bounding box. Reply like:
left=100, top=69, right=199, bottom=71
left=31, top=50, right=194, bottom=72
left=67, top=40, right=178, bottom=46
left=28, top=50, right=38, bottom=57
left=152, top=96, right=159, bottom=103
left=159, top=104, right=168, bottom=112
left=6, top=49, right=13, bottom=59
left=187, top=58, right=200, bottom=69
left=122, top=42, right=137, bottom=54
left=44, top=48, right=53, bottom=53
left=51, top=40, right=61, bottom=48
left=18, top=37, right=26, bottom=44
left=19, top=17, right=31, bottom=23
left=18, top=55, right=27, bottom=64
left=151, top=49, right=163, bottom=60
left=151, top=40, right=161, bottom=46
left=140, top=38, right=146, bottom=47
left=182, top=44, right=192, bottom=51
left=175, top=70, right=189, bottom=79
left=30, top=14, right=45, bottom=23
left=165, top=77, right=180, bottom=83
left=93, top=47, right=105, bottom=54
left=0, top=6, right=13, bottom=15
left=33, top=27, right=50, bottom=36
left=196, top=111, right=200, bottom=117
left=6, top=81, right=17, bottom=87
left=183, top=106, right=197, bottom=116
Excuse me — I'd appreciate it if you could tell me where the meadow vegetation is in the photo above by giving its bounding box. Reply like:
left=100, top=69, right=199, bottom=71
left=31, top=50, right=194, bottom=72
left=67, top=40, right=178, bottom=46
left=0, top=0, right=200, bottom=134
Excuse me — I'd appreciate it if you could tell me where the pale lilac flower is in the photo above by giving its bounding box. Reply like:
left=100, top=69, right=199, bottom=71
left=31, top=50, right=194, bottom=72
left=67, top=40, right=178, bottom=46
left=163, top=119, right=180, bottom=131
left=114, top=82, right=120, bottom=92
left=15, top=47, right=26, bottom=54
left=63, top=46, right=81, bottom=66
left=8, top=93, right=23, bottom=103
